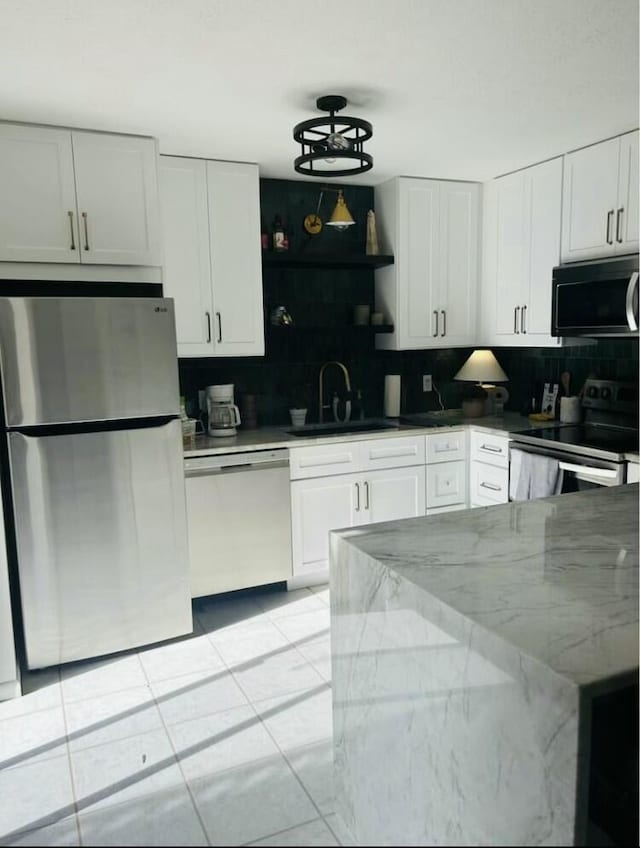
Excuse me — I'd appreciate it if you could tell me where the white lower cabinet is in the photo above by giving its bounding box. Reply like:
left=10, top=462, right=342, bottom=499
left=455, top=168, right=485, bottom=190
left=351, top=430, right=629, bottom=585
left=366, top=466, right=426, bottom=524
left=290, top=465, right=426, bottom=581
left=289, top=435, right=427, bottom=584
left=426, top=460, right=467, bottom=510
left=469, top=430, right=510, bottom=508
left=425, top=430, right=468, bottom=514
left=626, top=462, right=640, bottom=484
left=290, top=473, right=360, bottom=578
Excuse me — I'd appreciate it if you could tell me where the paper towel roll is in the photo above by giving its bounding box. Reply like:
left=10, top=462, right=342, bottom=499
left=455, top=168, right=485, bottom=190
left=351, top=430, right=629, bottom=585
left=384, top=374, right=401, bottom=418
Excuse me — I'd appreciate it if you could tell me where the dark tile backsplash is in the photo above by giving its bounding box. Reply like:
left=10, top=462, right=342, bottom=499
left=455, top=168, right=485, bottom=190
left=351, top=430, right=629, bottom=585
left=179, top=177, right=639, bottom=427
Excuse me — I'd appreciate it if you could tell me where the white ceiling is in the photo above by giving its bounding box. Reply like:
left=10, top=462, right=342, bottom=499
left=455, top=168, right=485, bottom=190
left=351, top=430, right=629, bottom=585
left=1, top=0, right=638, bottom=184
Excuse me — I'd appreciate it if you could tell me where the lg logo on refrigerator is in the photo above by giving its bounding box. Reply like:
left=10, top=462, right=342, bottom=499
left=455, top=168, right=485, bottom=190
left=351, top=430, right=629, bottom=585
left=154, top=306, right=168, bottom=313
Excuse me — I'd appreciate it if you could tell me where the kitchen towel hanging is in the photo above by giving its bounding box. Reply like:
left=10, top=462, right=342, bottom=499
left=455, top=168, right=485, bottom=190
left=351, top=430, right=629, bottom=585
left=509, top=448, right=564, bottom=501
left=384, top=375, right=401, bottom=418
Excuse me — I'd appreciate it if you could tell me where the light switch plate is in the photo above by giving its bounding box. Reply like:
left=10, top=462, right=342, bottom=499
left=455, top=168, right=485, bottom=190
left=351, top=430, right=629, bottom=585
left=422, top=375, right=433, bottom=392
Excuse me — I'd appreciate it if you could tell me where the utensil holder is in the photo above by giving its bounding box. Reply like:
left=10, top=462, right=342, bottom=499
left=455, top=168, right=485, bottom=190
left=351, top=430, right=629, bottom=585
left=559, top=396, right=581, bottom=424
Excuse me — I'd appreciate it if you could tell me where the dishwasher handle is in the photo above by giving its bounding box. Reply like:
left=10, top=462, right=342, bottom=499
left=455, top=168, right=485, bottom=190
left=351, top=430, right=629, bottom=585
left=184, top=449, right=289, bottom=477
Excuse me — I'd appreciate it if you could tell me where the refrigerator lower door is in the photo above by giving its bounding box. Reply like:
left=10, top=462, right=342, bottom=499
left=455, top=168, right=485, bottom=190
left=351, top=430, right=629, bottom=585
left=9, top=419, right=192, bottom=669
left=0, top=297, right=180, bottom=427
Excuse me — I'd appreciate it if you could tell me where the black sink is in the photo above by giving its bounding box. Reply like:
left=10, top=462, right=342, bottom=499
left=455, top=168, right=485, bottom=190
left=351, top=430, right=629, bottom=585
left=286, top=420, right=400, bottom=438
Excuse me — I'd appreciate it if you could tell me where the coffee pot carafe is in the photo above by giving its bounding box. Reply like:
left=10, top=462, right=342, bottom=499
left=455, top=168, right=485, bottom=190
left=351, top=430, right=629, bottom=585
left=206, top=384, right=241, bottom=437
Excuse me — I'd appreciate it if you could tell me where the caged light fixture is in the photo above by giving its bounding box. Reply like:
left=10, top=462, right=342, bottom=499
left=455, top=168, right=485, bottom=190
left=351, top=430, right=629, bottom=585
left=293, top=95, right=373, bottom=177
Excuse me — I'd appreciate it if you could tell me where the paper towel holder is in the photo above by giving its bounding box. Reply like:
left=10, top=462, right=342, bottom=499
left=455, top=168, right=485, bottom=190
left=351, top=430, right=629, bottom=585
left=384, top=374, right=401, bottom=418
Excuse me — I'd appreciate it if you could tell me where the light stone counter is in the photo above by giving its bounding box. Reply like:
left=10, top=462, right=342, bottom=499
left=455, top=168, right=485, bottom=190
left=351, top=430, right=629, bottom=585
left=330, top=485, right=639, bottom=846
left=182, top=411, right=554, bottom=457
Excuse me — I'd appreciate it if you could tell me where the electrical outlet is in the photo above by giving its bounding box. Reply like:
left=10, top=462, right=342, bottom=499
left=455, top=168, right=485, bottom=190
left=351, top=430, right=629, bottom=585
left=422, top=374, right=433, bottom=392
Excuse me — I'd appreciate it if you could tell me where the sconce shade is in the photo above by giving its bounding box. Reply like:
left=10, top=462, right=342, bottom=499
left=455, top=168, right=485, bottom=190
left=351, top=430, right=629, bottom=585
left=454, top=349, right=509, bottom=383
left=327, top=190, right=355, bottom=228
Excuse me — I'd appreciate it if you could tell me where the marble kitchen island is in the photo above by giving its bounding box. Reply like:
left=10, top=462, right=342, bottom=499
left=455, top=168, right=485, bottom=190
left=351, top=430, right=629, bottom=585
left=330, top=485, right=639, bottom=847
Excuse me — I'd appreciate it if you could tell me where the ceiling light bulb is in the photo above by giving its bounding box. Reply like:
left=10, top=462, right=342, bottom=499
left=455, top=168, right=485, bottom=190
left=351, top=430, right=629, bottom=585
left=327, top=132, right=352, bottom=152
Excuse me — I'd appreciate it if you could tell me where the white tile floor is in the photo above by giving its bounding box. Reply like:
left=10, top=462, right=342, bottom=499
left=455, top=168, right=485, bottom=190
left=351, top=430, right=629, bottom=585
left=0, top=585, right=354, bottom=847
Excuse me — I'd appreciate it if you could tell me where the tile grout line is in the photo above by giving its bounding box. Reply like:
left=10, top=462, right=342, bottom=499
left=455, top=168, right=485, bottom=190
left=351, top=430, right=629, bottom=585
left=59, top=673, right=84, bottom=847
left=136, top=644, right=213, bottom=848
left=239, top=815, right=330, bottom=847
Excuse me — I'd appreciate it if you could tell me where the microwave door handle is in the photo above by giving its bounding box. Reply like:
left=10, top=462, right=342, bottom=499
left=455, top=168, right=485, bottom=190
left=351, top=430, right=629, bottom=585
left=558, top=461, right=618, bottom=481
left=626, top=271, right=638, bottom=331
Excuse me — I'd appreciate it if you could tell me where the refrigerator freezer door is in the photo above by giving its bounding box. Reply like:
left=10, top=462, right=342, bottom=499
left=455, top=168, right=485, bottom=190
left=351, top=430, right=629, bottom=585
left=0, top=297, right=180, bottom=426
left=9, top=419, right=192, bottom=668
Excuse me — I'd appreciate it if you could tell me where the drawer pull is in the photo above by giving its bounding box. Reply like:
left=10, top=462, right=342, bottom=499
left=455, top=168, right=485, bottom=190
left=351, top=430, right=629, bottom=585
left=370, top=446, right=417, bottom=460
left=299, top=453, right=352, bottom=468
left=434, top=444, right=454, bottom=453
left=480, top=443, right=503, bottom=454
left=480, top=481, right=502, bottom=492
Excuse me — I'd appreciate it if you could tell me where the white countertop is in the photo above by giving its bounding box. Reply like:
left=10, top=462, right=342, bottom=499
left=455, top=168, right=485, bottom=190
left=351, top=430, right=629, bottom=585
left=182, top=410, right=557, bottom=457
left=333, top=484, right=639, bottom=689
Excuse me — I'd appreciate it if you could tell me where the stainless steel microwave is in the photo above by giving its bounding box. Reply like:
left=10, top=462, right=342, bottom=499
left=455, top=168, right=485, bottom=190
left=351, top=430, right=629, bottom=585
left=551, top=254, right=639, bottom=337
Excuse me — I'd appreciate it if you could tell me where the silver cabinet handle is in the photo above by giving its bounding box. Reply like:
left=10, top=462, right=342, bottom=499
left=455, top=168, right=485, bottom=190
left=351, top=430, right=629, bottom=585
left=432, top=310, right=439, bottom=337
left=216, top=312, right=222, bottom=343
left=480, top=481, right=502, bottom=492
left=606, top=209, right=614, bottom=245
left=626, top=272, right=638, bottom=331
left=514, top=305, right=520, bottom=334
left=81, top=211, right=90, bottom=251
left=355, top=482, right=360, bottom=511
left=441, top=309, right=446, bottom=337
left=205, top=311, right=212, bottom=343
left=67, top=211, right=76, bottom=250
left=480, top=443, right=503, bottom=453
left=364, top=480, right=370, bottom=510
left=616, top=207, right=624, bottom=243
left=521, top=304, right=527, bottom=334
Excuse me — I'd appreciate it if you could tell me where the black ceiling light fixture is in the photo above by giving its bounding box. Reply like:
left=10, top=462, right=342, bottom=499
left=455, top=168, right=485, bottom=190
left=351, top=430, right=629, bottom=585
left=293, top=95, right=373, bottom=177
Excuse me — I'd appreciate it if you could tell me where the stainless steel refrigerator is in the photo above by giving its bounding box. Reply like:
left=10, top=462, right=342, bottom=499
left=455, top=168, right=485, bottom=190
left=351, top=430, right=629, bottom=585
left=0, top=297, right=192, bottom=669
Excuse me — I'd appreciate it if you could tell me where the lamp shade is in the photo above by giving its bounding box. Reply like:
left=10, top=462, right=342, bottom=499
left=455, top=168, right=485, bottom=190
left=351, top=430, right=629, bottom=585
left=454, top=349, right=508, bottom=383
left=326, top=190, right=355, bottom=228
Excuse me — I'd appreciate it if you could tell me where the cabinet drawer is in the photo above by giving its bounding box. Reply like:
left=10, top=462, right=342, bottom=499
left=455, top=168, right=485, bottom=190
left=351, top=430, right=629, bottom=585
left=426, top=430, right=466, bottom=464
left=470, top=430, right=509, bottom=468
left=359, top=435, right=425, bottom=471
left=470, top=460, right=509, bottom=506
left=426, top=461, right=467, bottom=508
left=289, top=442, right=361, bottom=480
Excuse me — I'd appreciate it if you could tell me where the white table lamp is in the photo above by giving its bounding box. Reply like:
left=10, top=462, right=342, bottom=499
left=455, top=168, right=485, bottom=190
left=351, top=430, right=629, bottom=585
left=454, top=349, right=509, bottom=417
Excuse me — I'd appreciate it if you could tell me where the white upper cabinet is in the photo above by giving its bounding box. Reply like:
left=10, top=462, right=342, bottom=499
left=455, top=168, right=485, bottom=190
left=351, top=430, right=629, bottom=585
left=206, top=161, right=264, bottom=357
left=481, top=157, right=562, bottom=347
left=159, top=157, right=213, bottom=356
left=561, top=131, right=639, bottom=262
left=159, top=156, right=264, bottom=358
left=374, top=177, right=479, bottom=350
left=71, top=131, right=162, bottom=266
left=0, top=122, right=162, bottom=266
left=0, top=124, right=79, bottom=262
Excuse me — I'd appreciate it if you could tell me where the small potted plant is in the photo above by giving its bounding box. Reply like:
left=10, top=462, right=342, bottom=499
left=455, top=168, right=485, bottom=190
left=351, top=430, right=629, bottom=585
left=289, top=383, right=311, bottom=427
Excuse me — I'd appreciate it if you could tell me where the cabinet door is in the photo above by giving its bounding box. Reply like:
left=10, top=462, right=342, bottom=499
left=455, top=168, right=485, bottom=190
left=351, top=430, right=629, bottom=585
left=494, top=171, right=526, bottom=338
left=366, top=466, right=426, bottom=525
left=524, top=157, right=562, bottom=339
left=207, top=161, right=264, bottom=356
left=159, top=157, right=214, bottom=356
left=398, top=179, right=440, bottom=347
left=71, top=131, right=162, bottom=266
left=426, top=460, right=467, bottom=509
left=438, top=182, right=479, bottom=346
left=0, top=124, right=79, bottom=263
left=290, top=474, right=359, bottom=576
left=616, top=131, right=639, bottom=254
left=561, top=137, right=619, bottom=262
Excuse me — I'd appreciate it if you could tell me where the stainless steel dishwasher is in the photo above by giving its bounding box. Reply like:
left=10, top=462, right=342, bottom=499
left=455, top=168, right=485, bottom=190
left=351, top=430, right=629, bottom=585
left=183, top=449, right=292, bottom=597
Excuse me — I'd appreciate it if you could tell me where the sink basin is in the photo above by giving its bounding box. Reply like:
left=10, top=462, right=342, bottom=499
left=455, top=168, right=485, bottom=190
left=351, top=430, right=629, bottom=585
left=286, top=420, right=400, bottom=438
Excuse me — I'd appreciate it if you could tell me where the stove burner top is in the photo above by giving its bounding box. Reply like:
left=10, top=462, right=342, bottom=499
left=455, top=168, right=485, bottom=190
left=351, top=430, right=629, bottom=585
left=513, top=424, right=639, bottom=459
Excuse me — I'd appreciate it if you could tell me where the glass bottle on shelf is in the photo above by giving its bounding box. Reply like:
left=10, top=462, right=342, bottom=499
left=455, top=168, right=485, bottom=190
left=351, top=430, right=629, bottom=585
left=272, top=215, right=288, bottom=252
